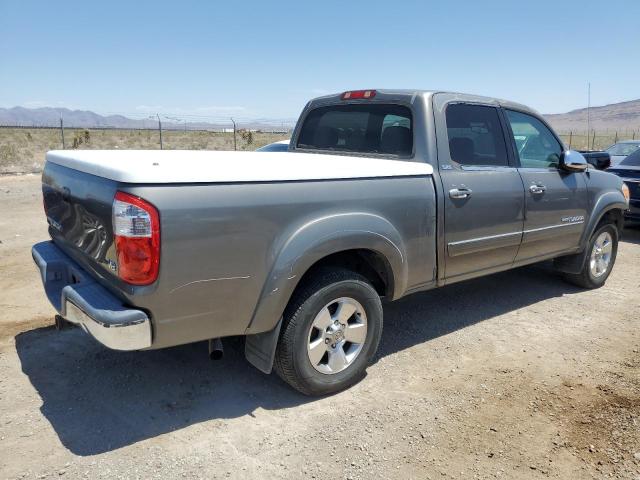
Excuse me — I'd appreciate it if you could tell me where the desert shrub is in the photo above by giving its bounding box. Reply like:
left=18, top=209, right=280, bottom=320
left=239, top=129, right=253, bottom=145
left=71, top=129, right=91, bottom=148
left=0, top=144, right=17, bottom=161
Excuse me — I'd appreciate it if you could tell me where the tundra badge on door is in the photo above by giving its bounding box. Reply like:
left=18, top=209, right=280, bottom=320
left=561, top=215, right=585, bottom=223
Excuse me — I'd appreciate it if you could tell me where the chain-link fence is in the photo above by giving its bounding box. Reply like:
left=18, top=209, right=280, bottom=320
left=558, top=130, right=639, bottom=151
left=2, top=118, right=639, bottom=175
left=0, top=123, right=292, bottom=175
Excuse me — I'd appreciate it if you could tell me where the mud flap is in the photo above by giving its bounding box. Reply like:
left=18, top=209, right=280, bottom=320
left=244, top=317, right=283, bottom=374
left=553, top=248, right=588, bottom=275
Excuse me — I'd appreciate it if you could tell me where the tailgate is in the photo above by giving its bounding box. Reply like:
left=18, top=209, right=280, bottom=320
left=42, top=161, right=120, bottom=279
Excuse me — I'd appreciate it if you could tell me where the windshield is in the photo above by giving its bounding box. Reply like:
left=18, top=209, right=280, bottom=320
left=619, top=149, right=640, bottom=167
left=605, top=142, right=640, bottom=156
left=297, top=103, right=413, bottom=156
left=257, top=141, right=289, bottom=152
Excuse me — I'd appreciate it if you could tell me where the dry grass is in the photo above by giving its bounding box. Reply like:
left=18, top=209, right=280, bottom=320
left=0, top=128, right=289, bottom=174
left=557, top=133, right=632, bottom=151
left=2, top=127, right=633, bottom=175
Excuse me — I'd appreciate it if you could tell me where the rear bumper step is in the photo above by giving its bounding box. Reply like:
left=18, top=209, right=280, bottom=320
left=32, top=241, right=152, bottom=350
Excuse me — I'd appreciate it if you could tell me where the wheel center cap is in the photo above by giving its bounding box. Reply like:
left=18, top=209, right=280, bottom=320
left=327, top=325, right=345, bottom=345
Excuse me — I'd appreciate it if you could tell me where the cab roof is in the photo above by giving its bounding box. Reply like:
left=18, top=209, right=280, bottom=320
left=307, top=89, right=538, bottom=116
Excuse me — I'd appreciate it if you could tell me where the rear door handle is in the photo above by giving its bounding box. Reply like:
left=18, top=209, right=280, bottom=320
left=529, top=184, right=546, bottom=194
left=449, top=187, right=472, bottom=199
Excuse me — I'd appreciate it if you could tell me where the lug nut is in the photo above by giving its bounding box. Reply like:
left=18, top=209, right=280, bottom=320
left=325, top=338, right=330, bottom=344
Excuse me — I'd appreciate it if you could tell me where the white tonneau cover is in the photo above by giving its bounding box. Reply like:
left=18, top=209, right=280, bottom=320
left=45, top=150, right=433, bottom=184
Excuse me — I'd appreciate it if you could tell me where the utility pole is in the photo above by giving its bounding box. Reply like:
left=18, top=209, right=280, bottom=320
left=230, top=117, right=237, bottom=151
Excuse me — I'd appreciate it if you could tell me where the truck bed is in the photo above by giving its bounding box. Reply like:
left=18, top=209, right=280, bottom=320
left=46, top=149, right=433, bottom=183
left=41, top=152, right=437, bottom=349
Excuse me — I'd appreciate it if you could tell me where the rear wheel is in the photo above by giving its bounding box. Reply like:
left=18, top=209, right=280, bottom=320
left=563, top=223, right=618, bottom=289
left=274, top=269, right=383, bottom=396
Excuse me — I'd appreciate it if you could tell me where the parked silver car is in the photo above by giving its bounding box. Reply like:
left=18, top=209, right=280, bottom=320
left=256, top=139, right=290, bottom=152
left=606, top=140, right=640, bottom=166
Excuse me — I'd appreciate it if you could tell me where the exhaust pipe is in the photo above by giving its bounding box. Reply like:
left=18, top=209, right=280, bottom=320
left=54, top=314, right=72, bottom=330
left=208, top=338, right=224, bottom=360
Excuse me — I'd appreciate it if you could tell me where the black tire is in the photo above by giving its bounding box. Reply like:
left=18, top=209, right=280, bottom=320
left=563, top=223, right=618, bottom=289
left=274, top=268, right=383, bottom=396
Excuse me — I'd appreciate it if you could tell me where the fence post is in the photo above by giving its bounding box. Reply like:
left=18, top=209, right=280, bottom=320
left=230, top=118, right=237, bottom=151
left=568, top=131, right=572, bottom=148
left=156, top=114, right=163, bottom=150
left=614, top=131, right=618, bottom=143
left=633, top=131, right=636, bottom=140
left=59, top=115, right=65, bottom=149
left=591, top=130, right=596, bottom=150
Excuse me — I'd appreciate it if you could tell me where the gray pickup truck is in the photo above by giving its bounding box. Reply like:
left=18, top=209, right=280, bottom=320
left=33, top=89, right=630, bottom=395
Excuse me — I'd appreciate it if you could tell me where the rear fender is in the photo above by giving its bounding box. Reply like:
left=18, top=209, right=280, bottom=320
left=244, top=212, right=406, bottom=373
left=247, top=212, right=407, bottom=336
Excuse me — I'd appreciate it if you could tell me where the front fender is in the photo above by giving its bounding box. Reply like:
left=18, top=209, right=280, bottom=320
left=245, top=212, right=407, bottom=335
left=581, top=189, right=627, bottom=247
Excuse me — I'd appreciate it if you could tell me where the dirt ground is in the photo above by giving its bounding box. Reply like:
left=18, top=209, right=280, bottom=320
left=0, top=173, right=638, bottom=480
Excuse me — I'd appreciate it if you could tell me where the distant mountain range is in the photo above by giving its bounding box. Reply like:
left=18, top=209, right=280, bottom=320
left=545, top=99, right=640, bottom=133
left=0, top=106, right=294, bottom=131
left=1, top=99, right=640, bottom=133
left=0, top=106, right=152, bottom=129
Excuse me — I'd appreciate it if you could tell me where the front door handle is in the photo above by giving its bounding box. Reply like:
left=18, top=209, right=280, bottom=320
left=529, top=184, right=547, bottom=194
left=449, top=187, right=472, bottom=199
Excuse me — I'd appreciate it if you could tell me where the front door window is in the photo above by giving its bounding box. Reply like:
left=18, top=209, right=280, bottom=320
left=505, top=110, right=562, bottom=169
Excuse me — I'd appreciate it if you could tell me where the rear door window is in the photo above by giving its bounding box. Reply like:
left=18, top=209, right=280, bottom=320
left=445, top=104, right=509, bottom=167
left=296, top=104, right=413, bottom=156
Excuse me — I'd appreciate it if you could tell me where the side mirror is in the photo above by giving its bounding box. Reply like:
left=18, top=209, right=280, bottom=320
left=559, top=150, right=588, bottom=172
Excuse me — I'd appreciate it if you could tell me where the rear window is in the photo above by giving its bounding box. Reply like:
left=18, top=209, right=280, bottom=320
left=296, top=104, right=413, bottom=156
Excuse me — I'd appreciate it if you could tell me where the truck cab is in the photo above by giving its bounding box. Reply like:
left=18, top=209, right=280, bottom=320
left=290, top=90, right=626, bottom=286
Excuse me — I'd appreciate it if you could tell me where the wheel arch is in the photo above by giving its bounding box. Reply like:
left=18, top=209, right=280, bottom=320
left=581, top=192, right=626, bottom=248
left=556, top=195, right=625, bottom=275
left=244, top=213, right=407, bottom=373
left=247, top=213, right=407, bottom=335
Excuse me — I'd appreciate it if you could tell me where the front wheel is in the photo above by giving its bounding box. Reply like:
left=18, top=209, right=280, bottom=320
left=563, top=223, right=618, bottom=289
left=274, top=269, right=383, bottom=396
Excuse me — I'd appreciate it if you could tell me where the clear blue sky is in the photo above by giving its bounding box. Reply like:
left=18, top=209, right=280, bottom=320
left=1, top=0, right=639, bottom=121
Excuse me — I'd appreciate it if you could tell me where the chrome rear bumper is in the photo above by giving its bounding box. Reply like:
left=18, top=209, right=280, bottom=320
left=32, top=241, right=152, bottom=350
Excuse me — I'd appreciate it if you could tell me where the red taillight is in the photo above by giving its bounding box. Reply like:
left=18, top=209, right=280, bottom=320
left=112, top=191, right=160, bottom=285
left=341, top=90, right=376, bottom=100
